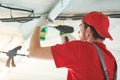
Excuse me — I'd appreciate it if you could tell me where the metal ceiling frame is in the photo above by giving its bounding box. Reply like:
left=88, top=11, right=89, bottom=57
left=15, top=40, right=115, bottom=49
left=0, top=0, right=120, bottom=23
left=0, top=0, right=73, bottom=23
left=48, top=0, right=73, bottom=21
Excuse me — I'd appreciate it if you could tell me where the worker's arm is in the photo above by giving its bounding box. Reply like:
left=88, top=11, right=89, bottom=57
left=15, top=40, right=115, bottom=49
left=29, top=15, right=53, bottom=60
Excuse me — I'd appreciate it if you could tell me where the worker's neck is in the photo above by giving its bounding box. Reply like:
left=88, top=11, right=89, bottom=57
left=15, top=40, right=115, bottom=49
left=88, top=38, right=104, bottom=43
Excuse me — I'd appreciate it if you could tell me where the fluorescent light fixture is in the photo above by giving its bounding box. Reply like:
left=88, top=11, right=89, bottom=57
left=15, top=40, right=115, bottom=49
left=48, top=0, right=72, bottom=21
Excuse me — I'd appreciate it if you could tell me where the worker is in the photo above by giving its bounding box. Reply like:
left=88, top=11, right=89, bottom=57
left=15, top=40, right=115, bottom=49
left=29, top=11, right=117, bottom=80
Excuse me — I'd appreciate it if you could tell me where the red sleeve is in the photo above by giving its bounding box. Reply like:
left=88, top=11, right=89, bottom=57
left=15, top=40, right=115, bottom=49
left=51, top=41, right=77, bottom=68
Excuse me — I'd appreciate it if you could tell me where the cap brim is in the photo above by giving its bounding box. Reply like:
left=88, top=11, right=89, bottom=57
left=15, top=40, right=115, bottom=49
left=104, top=32, right=113, bottom=40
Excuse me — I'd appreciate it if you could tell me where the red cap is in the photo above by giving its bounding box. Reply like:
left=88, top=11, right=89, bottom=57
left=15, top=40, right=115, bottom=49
left=82, top=11, right=113, bottom=40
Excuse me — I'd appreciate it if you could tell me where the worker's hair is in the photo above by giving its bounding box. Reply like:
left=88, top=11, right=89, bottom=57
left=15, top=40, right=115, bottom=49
left=83, top=22, right=105, bottom=40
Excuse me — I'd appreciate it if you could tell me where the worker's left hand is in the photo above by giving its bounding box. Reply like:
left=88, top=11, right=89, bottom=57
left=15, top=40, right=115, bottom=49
left=36, top=14, right=53, bottom=28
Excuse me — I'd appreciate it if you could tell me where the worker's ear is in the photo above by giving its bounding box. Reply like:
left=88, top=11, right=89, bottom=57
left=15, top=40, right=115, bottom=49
left=86, top=27, right=91, bottom=37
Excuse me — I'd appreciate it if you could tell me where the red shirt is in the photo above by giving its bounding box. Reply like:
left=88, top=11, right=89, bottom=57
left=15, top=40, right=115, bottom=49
left=51, top=41, right=116, bottom=80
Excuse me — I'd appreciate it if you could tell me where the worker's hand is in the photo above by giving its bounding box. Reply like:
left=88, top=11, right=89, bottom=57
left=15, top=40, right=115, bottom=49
left=36, top=14, right=54, bottom=28
left=60, top=34, right=76, bottom=43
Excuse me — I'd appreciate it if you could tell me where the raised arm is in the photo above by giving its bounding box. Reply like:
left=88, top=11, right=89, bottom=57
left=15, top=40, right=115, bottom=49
left=29, top=15, right=53, bottom=60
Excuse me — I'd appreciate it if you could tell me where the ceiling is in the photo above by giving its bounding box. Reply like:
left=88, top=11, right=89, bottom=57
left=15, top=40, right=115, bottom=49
left=0, top=0, right=120, bottom=20
left=0, top=0, right=119, bottom=40
left=0, top=0, right=120, bottom=55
